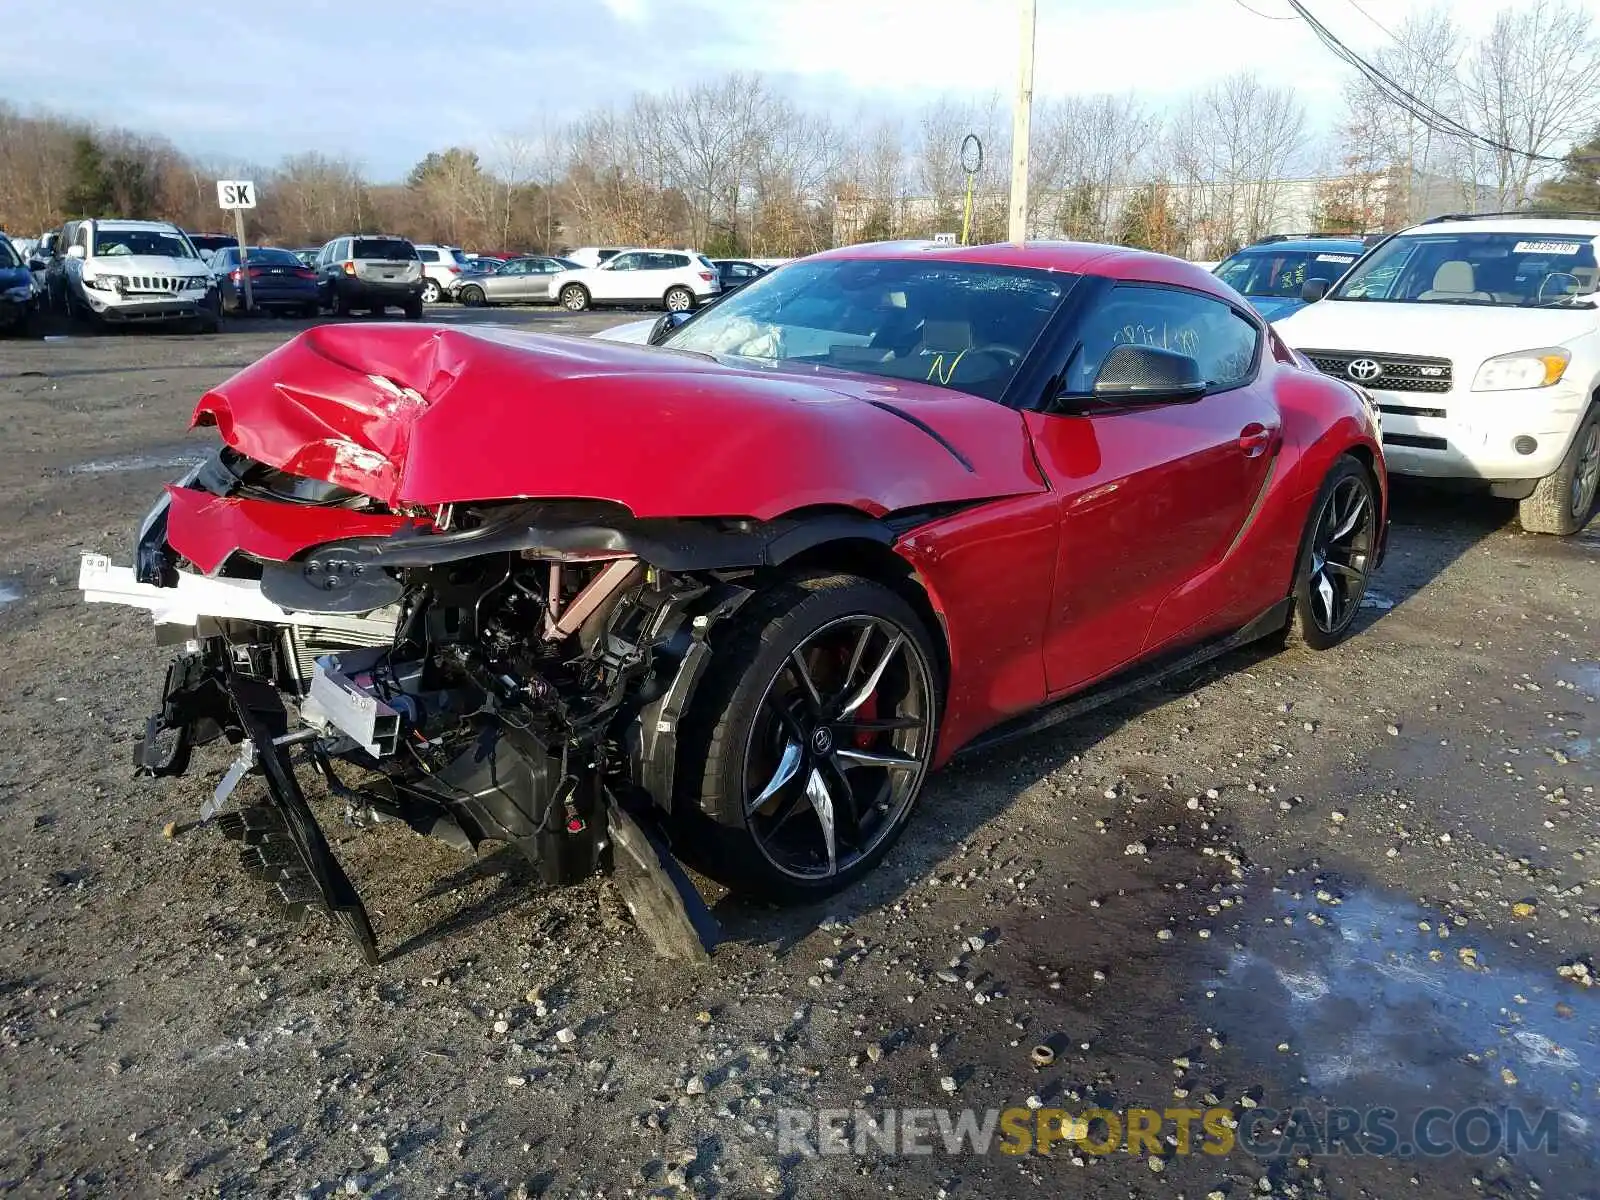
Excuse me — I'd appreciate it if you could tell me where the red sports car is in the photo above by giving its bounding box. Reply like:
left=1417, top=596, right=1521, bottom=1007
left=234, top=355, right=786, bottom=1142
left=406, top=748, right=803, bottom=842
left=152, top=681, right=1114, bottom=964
left=81, top=240, right=1387, bottom=964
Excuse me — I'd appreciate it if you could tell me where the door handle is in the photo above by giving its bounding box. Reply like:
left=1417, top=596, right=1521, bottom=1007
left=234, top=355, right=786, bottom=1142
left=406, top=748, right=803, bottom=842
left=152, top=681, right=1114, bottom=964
left=1238, top=423, right=1273, bottom=458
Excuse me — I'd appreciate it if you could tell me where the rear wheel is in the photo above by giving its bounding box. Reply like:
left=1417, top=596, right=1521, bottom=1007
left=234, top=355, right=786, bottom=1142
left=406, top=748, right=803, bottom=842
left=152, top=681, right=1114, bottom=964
left=420, top=278, right=441, bottom=304
left=333, top=289, right=352, bottom=317
left=677, top=575, right=940, bottom=901
left=664, top=286, right=693, bottom=313
left=403, top=299, right=424, bottom=320
left=560, top=284, right=590, bottom=312
left=458, top=284, right=486, bottom=307
left=1285, top=456, right=1378, bottom=650
left=1519, top=405, right=1600, bottom=535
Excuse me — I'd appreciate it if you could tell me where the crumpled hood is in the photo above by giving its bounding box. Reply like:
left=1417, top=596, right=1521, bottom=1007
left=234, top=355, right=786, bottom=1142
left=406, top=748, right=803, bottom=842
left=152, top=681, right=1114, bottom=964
left=191, top=324, right=1044, bottom=520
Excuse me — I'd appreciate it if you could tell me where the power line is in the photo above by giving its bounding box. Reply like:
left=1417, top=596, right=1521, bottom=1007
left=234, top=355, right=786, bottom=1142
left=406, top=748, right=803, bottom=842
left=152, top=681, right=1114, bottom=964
left=1287, top=0, right=1571, bottom=166
left=1338, top=0, right=1396, bottom=40
left=1227, top=0, right=1296, bottom=20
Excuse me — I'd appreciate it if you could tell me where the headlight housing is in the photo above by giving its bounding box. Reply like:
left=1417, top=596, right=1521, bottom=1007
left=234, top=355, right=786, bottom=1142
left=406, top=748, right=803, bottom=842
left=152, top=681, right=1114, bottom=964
left=1472, top=347, right=1570, bottom=391
left=85, top=273, right=124, bottom=294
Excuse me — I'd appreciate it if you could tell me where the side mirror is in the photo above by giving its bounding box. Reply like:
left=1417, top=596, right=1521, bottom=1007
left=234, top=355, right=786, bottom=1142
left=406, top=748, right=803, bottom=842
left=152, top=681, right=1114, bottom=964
left=1301, top=278, right=1329, bottom=303
left=648, top=310, right=693, bottom=345
left=28, top=257, right=46, bottom=271
left=1087, top=344, right=1207, bottom=406
left=65, top=244, right=86, bottom=260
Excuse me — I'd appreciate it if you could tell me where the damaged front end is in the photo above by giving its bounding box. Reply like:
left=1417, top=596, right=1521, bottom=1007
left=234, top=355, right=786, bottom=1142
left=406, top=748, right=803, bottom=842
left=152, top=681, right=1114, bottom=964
left=80, top=444, right=849, bottom=964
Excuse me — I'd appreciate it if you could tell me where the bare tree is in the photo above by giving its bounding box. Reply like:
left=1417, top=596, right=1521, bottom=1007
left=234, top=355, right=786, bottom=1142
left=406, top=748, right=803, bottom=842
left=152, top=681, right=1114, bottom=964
left=1168, top=72, right=1308, bottom=254
left=1462, top=0, right=1600, bottom=208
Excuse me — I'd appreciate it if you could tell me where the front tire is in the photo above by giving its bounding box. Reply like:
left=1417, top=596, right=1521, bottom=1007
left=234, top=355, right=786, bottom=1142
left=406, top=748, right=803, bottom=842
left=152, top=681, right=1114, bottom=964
left=677, top=575, right=940, bottom=901
left=458, top=284, right=486, bottom=307
left=1519, top=404, right=1600, bottom=535
left=664, top=286, right=693, bottom=313
left=560, top=284, right=590, bottom=312
left=420, top=278, right=441, bottom=304
left=1285, top=455, right=1378, bottom=650
left=403, top=299, right=424, bottom=320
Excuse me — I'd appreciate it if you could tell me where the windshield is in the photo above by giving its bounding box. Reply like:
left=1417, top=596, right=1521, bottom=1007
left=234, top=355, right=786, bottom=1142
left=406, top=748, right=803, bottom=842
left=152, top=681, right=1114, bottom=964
left=94, top=230, right=197, bottom=260
left=1331, top=231, right=1600, bottom=307
left=663, top=258, right=1073, bottom=402
left=0, top=239, right=20, bottom=268
left=1215, top=248, right=1360, bottom=298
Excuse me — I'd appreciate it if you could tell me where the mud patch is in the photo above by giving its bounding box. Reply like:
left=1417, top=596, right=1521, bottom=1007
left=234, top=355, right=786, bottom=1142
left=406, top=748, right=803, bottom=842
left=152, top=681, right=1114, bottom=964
left=56, top=447, right=207, bottom=476
left=1206, top=881, right=1599, bottom=1151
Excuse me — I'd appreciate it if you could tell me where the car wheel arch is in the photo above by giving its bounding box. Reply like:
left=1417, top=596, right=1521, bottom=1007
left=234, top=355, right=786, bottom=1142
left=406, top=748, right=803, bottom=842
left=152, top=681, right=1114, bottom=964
left=769, top=534, right=951, bottom=696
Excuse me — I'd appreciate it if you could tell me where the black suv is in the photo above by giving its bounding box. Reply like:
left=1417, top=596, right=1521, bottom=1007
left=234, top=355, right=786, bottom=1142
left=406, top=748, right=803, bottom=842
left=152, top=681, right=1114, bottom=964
left=314, top=235, right=425, bottom=317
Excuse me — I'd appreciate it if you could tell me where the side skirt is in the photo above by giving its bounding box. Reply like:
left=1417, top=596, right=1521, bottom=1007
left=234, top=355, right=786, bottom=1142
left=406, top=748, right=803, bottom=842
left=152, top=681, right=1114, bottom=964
left=958, top=600, right=1292, bottom=758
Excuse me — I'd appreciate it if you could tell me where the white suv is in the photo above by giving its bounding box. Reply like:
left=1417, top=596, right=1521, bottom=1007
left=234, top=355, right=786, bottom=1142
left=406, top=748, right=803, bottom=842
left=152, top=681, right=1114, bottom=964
left=414, top=244, right=469, bottom=303
left=1278, top=213, right=1600, bottom=534
left=550, top=249, right=721, bottom=312
left=47, top=219, right=218, bottom=331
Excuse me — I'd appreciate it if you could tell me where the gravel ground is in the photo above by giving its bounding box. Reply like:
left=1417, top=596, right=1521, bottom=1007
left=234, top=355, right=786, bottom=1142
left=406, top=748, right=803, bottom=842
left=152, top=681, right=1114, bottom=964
left=0, top=311, right=1597, bottom=1200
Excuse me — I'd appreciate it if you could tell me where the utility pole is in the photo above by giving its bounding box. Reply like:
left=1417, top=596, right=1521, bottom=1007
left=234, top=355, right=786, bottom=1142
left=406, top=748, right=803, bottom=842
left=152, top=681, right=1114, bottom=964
left=1009, top=0, right=1036, bottom=245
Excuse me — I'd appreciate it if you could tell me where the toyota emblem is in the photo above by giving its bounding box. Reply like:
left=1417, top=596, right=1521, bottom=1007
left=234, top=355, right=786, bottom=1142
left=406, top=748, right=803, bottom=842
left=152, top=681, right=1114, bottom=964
left=1347, top=358, right=1382, bottom=382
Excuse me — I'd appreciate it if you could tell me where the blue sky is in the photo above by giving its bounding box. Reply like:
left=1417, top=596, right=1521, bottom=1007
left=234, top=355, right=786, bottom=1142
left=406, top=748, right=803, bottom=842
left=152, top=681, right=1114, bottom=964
left=0, top=0, right=1543, bottom=180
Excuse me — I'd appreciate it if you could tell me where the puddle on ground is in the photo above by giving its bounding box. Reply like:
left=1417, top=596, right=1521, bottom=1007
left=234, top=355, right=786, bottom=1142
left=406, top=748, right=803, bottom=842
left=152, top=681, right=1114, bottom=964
left=1207, top=882, right=1599, bottom=1153
left=0, top=580, right=19, bottom=608
left=59, top=448, right=207, bottom=476
left=1559, top=663, right=1600, bottom=698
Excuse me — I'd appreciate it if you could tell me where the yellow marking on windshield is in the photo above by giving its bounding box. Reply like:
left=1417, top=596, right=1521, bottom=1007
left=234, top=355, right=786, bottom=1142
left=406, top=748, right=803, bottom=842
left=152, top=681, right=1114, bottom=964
left=926, top=349, right=968, bottom=385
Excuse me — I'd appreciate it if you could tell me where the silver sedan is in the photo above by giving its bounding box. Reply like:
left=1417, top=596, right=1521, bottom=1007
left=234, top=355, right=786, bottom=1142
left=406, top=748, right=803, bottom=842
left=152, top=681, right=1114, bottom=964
left=450, top=256, right=579, bottom=306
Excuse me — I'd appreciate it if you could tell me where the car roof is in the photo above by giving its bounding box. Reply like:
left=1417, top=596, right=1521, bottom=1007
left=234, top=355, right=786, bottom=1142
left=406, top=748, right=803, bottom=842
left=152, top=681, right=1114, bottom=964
left=808, top=239, right=1238, bottom=300
left=1400, top=217, right=1600, bottom=237
left=1232, top=237, right=1365, bottom=254
left=93, top=219, right=182, bottom=231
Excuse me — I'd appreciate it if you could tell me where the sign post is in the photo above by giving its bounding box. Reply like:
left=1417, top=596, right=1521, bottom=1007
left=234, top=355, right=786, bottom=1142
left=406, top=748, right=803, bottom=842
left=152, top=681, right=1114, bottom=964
left=959, top=135, right=983, bottom=246
left=216, top=180, right=257, bottom=312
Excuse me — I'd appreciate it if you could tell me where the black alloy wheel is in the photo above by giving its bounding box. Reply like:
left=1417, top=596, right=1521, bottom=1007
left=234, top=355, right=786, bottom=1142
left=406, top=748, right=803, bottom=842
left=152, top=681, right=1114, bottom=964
left=682, top=575, right=940, bottom=898
left=1288, top=456, right=1377, bottom=650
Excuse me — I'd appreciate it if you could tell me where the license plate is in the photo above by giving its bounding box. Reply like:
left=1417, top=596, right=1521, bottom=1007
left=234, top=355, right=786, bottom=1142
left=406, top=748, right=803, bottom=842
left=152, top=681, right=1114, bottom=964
left=268, top=268, right=284, bottom=275
left=381, top=272, right=397, bottom=280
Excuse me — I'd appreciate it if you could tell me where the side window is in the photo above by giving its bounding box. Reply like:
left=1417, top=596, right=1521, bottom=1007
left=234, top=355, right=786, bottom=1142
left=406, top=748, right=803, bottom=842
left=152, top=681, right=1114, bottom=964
left=418, top=249, right=439, bottom=263
left=661, top=253, right=690, bottom=270
left=608, top=253, right=641, bottom=271
left=1063, top=284, right=1260, bottom=394
left=501, top=260, right=530, bottom=276
left=74, top=224, right=90, bottom=252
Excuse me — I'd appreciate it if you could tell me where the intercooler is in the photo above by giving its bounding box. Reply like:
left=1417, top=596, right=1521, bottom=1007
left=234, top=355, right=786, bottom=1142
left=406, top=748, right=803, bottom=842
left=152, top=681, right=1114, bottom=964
left=280, top=622, right=396, bottom=691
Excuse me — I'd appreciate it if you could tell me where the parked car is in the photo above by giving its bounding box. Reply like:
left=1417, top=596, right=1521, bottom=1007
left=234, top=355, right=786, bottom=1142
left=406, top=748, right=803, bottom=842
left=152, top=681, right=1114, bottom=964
left=549, top=249, right=721, bottom=312
left=292, top=247, right=322, bottom=270
left=1278, top=211, right=1600, bottom=535
left=211, top=245, right=320, bottom=316
left=187, top=232, right=239, bottom=266
left=414, top=244, right=470, bottom=303
left=30, top=229, right=60, bottom=284
left=0, top=232, right=40, bottom=335
left=451, top=255, right=581, bottom=306
left=712, top=258, right=768, bottom=293
left=78, top=240, right=1386, bottom=964
left=312, top=235, right=425, bottom=318
left=44, top=218, right=219, bottom=331
left=562, top=246, right=628, bottom=269
left=1213, top=234, right=1372, bottom=322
